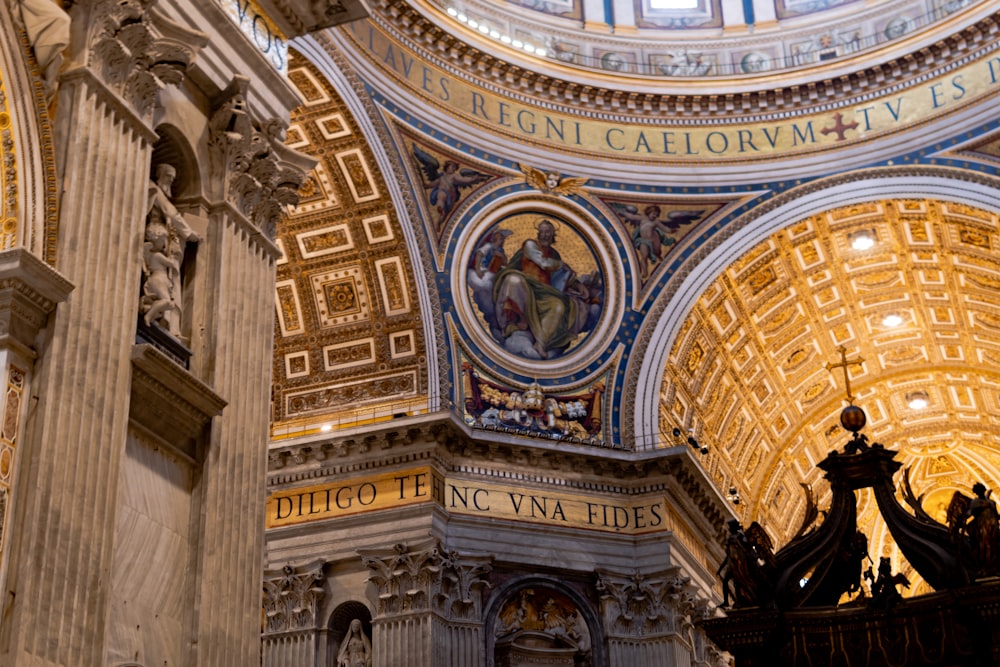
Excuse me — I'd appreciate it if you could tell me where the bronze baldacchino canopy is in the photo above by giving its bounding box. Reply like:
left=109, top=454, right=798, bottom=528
left=701, top=350, right=1000, bottom=666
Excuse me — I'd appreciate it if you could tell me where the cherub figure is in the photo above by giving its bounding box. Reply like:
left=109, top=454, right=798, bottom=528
left=141, top=222, right=181, bottom=328
left=413, top=145, right=490, bottom=223
left=610, top=203, right=704, bottom=280
left=519, top=164, right=587, bottom=196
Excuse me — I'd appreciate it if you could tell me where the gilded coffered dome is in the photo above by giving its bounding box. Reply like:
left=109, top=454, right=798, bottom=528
left=661, top=197, right=1000, bottom=588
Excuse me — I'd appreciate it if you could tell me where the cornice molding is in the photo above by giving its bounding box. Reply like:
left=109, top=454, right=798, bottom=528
left=267, top=415, right=732, bottom=532
left=349, top=6, right=999, bottom=121
left=0, top=247, right=72, bottom=360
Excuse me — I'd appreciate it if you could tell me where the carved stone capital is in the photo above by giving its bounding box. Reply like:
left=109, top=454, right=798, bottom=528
left=262, top=561, right=326, bottom=635
left=209, top=77, right=316, bottom=240
left=596, top=568, right=713, bottom=638
left=82, top=0, right=206, bottom=118
left=360, top=539, right=493, bottom=620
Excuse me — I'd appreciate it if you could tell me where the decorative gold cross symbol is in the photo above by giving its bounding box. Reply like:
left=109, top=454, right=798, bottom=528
left=826, top=346, right=864, bottom=404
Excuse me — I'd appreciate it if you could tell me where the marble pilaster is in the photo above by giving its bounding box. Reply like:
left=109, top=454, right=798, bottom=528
left=0, top=1, right=203, bottom=663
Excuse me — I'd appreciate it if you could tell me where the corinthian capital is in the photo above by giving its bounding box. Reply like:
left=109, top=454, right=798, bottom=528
left=84, top=0, right=206, bottom=117
left=360, top=540, right=493, bottom=620
left=209, top=77, right=315, bottom=239
left=262, top=561, right=326, bottom=635
left=596, top=567, right=712, bottom=637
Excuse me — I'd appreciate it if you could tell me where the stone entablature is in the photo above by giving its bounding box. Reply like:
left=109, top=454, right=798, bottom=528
left=266, top=415, right=731, bottom=580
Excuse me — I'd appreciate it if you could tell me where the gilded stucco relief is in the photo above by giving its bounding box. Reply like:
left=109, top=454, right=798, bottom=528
left=271, top=53, right=428, bottom=436
left=662, top=198, right=1000, bottom=590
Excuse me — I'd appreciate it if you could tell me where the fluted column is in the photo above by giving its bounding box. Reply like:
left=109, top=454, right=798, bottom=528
left=362, top=540, right=492, bottom=667
left=194, top=76, right=313, bottom=667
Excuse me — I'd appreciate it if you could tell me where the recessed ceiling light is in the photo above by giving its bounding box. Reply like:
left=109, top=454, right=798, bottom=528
left=906, top=391, right=929, bottom=410
left=447, top=6, right=457, bottom=15
left=850, top=230, right=876, bottom=250
left=320, top=424, right=332, bottom=432
left=882, top=313, right=903, bottom=327
left=467, top=19, right=478, bottom=28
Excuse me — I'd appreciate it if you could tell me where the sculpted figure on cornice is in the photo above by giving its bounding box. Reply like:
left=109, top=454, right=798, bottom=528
left=361, top=541, right=493, bottom=620
left=262, top=562, right=326, bottom=634
left=208, top=77, right=312, bottom=239
left=78, top=0, right=206, bottom=117
left=462, top=362, right=605, bottom=441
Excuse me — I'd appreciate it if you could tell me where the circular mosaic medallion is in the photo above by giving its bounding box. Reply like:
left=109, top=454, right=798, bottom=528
left=457, top=199, right=620, bottom=373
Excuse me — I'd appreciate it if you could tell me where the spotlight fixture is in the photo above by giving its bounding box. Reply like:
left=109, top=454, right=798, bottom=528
left=672, top=427, right=681, bottom=437
left=882, top=313, right=903, bottom=327
left=906, top=391, right=929, bottom=410
left=700, top=445, right=709, bottom=455
left=727, top=487, right=741, bottom=505
left=849, top=229, right=876, bottom=250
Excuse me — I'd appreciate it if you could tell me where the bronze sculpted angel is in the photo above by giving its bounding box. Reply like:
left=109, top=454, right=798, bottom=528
left=948, top=482, right=1000, bottom=577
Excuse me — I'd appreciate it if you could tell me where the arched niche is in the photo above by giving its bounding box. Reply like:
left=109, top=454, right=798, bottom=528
left=138, top=126, right=202, bottom=355
left=485, top=576, right=604, bottom=667
left=151, top=125, right=200, bottom=202
left=327, top=600, right=372, bottom=667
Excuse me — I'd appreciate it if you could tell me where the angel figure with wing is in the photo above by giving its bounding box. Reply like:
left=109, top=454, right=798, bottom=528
left=412, top=145, right=490, bottom=224
left=948, top=482, right=1000, bottom=577
left=611, top=203, right=704, bottom=280
left=519, top=164, right=588, bottom=196
left=718, top=518, right=774, bottom=608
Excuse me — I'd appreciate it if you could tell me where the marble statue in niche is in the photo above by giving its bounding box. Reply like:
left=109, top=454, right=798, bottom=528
left=141, top=163, right=199, bottom=338
left=337, top=619, right=372, bottom=667
left=468, top=216, right=603, bottom=360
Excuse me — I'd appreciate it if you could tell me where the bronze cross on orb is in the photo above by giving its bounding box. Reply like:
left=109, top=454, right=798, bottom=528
left=825, top=346, right=864, bottom=404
